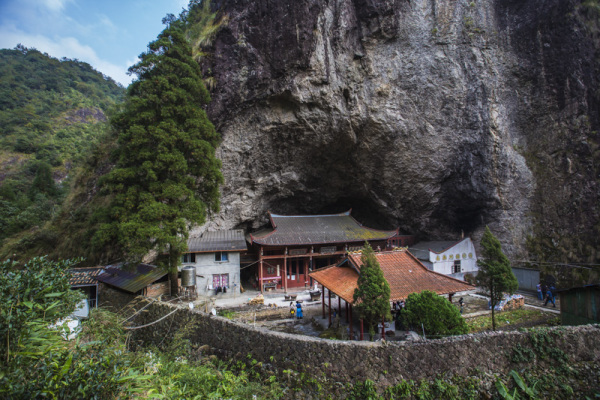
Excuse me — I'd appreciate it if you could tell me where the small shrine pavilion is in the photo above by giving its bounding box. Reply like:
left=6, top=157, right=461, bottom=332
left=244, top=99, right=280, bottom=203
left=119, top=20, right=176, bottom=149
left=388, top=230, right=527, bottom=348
left=309, top=248, right=474, bottom=340
left=249, top=210, right=398, bottom=292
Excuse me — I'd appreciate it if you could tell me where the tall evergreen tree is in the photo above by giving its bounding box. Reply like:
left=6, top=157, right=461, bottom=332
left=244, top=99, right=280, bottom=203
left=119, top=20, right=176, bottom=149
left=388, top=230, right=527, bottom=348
left=476, top=226, right=518, bottom=331
left=353, top=242, right=392, bottom=337
left=95, top=19, right=222, bottom=295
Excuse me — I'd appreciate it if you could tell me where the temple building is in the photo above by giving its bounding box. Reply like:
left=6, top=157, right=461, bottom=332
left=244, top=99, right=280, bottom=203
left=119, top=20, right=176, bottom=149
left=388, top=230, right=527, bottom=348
left=309, top=248, right=474, bottom=339
left=249, top=210, right=399, bottom=292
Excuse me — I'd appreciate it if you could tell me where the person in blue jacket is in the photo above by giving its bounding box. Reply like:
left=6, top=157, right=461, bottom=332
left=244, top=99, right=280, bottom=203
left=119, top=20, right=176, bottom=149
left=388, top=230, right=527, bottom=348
left=296, top=301, right=303, bottom=319
left=543, top=286, right=556, bottom=307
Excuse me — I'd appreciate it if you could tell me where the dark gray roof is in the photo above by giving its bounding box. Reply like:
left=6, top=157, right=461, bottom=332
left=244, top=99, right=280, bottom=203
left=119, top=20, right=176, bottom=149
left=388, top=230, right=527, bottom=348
left=250, top=211, right=397, bottom=246
left=187, top=229, right=247, bottom=253
left=409, top=240, right=463, bottom=260
left=95, top=264, right=167, bottom=293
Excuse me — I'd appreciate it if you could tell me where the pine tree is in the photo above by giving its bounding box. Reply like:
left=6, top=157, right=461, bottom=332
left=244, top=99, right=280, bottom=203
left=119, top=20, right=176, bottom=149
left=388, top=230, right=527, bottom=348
left=95, top=19, right=222, bottom=296
left=353, top=242, right=392, bottom=337
left=476, top=226, right=518, bottom=330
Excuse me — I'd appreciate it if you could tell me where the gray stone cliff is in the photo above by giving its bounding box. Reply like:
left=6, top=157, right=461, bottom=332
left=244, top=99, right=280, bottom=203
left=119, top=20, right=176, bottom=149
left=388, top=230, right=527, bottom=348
left=196, top=0, right=600, bottom=262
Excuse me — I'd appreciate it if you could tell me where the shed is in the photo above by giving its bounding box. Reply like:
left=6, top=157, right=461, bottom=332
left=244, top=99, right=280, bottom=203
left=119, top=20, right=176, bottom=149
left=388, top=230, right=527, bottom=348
left=557, top=284, right=600, bottom=326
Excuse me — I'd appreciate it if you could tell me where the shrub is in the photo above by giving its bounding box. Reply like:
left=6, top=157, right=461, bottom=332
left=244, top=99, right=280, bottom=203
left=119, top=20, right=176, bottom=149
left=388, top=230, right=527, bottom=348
left=401, top=290, right=468, bottom=337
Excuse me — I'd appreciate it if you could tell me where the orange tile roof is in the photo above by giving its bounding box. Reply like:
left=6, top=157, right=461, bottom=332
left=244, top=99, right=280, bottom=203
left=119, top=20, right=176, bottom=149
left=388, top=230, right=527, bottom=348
left=349, top=250, right=474, bottom=301
left=310, top=249, right=474, bottom=304
left=309, top=264, right=359, bottom=303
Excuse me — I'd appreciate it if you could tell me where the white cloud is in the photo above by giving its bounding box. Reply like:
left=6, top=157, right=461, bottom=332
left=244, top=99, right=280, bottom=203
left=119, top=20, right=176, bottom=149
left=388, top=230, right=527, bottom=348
left=0, top=25, right=133, bottom=86
left=39, top=0, right=72, bottom=12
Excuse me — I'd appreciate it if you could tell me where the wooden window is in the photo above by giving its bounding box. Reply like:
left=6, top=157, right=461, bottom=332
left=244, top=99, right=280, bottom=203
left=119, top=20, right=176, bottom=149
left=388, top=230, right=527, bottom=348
left=453, top=260, right=461, bottom=274
left=215, top=252, right=229, bottom=262
left=182, top=253, right=196, bottom=263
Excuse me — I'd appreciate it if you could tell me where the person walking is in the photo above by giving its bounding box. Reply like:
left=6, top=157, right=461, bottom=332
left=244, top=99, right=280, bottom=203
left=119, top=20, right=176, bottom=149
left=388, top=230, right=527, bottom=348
left=543, top=287, right=556, bottom=307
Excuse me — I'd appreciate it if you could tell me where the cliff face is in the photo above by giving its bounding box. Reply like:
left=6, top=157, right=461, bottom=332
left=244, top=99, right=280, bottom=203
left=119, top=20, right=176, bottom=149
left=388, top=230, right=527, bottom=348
left=199, top=0, right=600, bottom=261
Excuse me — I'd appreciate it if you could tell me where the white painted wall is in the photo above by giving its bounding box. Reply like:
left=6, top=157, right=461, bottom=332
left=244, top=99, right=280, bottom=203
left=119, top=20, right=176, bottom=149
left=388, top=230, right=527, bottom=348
left=180, top=252, right=241, bottom=298
left=428, top=238, right=478, bottom=277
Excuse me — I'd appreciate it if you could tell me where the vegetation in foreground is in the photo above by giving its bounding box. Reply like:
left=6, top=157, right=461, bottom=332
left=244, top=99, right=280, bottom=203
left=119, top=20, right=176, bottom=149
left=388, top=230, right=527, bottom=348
left=1, top=256, right=598, bottom=399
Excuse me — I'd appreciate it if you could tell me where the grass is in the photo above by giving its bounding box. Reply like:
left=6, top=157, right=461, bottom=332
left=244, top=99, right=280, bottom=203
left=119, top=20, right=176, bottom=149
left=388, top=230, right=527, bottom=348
left=466, top=308, right=556, bottom=332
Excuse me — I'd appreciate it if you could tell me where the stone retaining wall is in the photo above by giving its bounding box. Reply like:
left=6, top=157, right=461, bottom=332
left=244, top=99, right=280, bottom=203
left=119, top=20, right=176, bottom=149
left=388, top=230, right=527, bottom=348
left=129, top=299, right=600, bottom=389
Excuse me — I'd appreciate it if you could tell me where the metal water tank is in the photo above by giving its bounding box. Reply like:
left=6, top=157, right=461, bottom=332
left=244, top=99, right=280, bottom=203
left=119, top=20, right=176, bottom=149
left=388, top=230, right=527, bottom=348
left=181, top=266, right=196, bottom=287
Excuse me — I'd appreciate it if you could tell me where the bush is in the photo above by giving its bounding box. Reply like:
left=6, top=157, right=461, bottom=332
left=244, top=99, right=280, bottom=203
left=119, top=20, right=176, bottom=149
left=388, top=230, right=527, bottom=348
left=0, top=257, right=148, bottom=399
left=401, top=290, right=468, bottom=337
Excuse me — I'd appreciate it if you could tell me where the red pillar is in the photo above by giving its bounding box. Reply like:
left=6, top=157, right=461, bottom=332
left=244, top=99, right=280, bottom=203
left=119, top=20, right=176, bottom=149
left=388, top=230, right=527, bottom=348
left=328, top=290, right=332, bottom=326
left=259, top=255, right=263, bottom=294
left=349, top=304, right=353, bottom=340
left=360, top=319, right=364, bottom=341
left=284, top=248, right=288, bottom=293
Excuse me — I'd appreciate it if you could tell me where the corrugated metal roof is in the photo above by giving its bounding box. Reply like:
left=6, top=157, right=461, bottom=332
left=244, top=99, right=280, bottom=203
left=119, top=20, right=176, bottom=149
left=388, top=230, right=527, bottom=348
left=251, top=210, right=397, bottom=246
left=187, top=229, right=247, bottom=253
left=95, top=264, right=167, bottom=293
left=69, top=267, right=103, bottom=287
left=310, top=249, right=474, bottom=303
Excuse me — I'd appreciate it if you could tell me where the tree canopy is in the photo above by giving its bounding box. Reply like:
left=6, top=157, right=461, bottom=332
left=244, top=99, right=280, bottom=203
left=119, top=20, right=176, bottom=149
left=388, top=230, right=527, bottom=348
left=401, top=290, right=468, bottom=337
left=94, top=19, right=223, bottom=294
left=476, top=226, right=518, bottom=330
left=0, top=47, right=124, bottom=248
left=353, top=242, right=392, bottom=336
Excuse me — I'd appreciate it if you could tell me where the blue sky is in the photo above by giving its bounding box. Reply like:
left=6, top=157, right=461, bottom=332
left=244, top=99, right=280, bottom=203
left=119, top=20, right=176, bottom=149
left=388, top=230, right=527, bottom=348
left=0, top=0, right=190, bottom=86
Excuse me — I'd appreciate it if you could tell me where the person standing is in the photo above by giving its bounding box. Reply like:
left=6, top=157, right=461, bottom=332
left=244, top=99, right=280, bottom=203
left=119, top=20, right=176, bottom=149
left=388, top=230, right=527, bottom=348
left=541, top=284, right=547, bottom=303
left=296, top=301, right=303, bottom=319
left=536, top=282, right=543, bottom=300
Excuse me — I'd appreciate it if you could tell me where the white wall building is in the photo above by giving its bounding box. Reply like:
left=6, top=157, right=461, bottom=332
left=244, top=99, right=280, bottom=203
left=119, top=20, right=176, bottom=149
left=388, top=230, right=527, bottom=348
left=409, top=238, right=478, bottom=279
left=180, top=229, right=247, bottom=298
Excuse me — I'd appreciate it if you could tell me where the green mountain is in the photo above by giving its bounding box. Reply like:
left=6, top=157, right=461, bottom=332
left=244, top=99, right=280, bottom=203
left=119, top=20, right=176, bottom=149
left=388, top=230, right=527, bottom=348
left=0, top=45, right=124, bottom=245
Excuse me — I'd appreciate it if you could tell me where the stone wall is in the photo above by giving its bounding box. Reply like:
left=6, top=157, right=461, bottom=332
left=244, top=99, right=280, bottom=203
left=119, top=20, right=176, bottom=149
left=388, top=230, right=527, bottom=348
left=130, top=299, right=600, bottom=390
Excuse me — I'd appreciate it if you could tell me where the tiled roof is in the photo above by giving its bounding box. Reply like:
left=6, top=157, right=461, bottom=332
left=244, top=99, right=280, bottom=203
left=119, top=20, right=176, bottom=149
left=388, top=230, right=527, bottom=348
left=251, top=210, right=397, bottom=246
left=69, top=267, right=102, bottom=287
left=349, top=250, right=474, bottom=301
left=309, top=265, right=359, bottom=303
left=95, top=264, right=167, bottom=293
left=187, top=229, right=247, bottom=253
left=310, top=249, right=474, bottom=303
left=409, top=239, right=465, bottom=260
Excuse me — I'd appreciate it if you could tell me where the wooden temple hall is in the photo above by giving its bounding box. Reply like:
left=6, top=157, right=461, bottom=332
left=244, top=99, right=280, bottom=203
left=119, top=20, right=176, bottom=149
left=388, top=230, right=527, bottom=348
left=249, top=210, right=412, bottom=293
left=309, top=249, right=474, bottom=340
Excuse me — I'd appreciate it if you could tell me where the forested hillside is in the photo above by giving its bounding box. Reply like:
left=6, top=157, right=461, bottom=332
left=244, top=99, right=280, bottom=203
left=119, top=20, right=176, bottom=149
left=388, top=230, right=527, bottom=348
left=0, top=46, right=124, bottom=247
